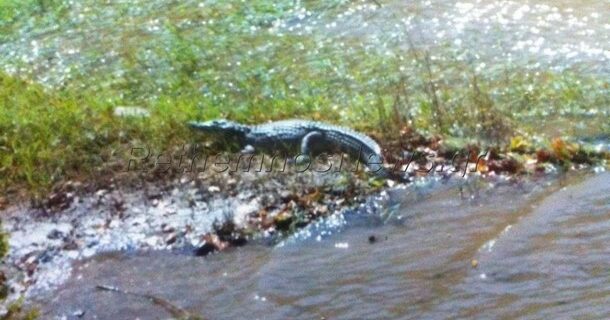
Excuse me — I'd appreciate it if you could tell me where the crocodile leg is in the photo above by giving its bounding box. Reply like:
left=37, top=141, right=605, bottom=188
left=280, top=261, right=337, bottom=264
left=300, top=131, right=324, bottom=155
left=296, top=131, right=323, bottom=164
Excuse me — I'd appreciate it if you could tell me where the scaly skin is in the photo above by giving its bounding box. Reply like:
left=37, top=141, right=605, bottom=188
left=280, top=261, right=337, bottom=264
left=188, top=119, right=390, bottom=178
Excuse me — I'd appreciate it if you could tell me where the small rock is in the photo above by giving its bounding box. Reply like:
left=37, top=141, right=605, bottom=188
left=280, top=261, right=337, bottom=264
left=229, top=236, right=247, bottom=247
left=161, top=224, right=175, bottom=233
left=72, top=309, right=86, bottom=318
left=47, top=229, right=65, bottom=240
left=47, top=192, right=72, bottom=211
left=64, top=180, right=83, bottom=191
left=471, top=259, right=479, bottom=268
left=194, top=242, right=218, bottom=257
left=63, top=240, right=79, bottom=251
left=95, top=189, right=108, bottom=199
left=315, top=205, right=328, bottom=215
left=274, top=212, right=293, bottom=231
left=368, top=235, right=377, bottom=243
left=147, top=191, right=162, bottom=200
left=0, top=196, right=8, bottom=210
left=279, top=190, right=294, bottom=201
left=165, top=233, right=177, bottom=245
left=107, top=219, right=120, bottom=229
left=194, top=234, right=228, bottom=257
left=25, top=261, right=37, bottom=276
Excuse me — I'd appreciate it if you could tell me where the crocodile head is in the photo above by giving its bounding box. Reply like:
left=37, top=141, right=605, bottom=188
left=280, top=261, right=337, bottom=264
left=188, top=119, right=250, bottom=139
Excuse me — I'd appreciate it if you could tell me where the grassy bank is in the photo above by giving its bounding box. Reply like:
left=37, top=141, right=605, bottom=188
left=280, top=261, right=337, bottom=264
left=0, top=0, right=609, bottom=197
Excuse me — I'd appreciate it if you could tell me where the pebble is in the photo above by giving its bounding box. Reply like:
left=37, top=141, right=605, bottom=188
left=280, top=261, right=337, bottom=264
left=72, top=309, right=86, bottom=317
left=164, top=233, right=177, bottom=245
left=194, top=242, right=217, bottom=256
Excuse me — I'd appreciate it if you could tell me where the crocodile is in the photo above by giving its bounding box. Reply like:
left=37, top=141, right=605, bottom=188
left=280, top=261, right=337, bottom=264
left=188, top=119, right=394, bottom=179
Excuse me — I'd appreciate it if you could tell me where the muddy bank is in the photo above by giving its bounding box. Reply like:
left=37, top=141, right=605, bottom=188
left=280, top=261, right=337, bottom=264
left=32, top=171, right=610, bottom=319
left=0, top=166, right=383, bottom=309
left=1, top=132, right=608, bottom=316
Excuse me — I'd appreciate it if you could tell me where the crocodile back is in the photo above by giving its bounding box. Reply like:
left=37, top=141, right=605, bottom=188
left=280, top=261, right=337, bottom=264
left=250, top=119, right=383, bottom=164
left=247, top=120, right=312, bottom=152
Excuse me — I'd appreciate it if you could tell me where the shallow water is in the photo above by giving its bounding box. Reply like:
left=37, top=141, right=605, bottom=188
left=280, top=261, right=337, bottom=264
left=1, top=0, right=608, bottom=88
left=38, top=172, right=610, bottom=319
left=324, top=0, right=610, bottom=74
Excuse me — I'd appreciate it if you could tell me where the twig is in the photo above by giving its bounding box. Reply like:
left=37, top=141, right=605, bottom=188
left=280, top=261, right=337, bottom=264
left=96, top=284, right=205, bottom=320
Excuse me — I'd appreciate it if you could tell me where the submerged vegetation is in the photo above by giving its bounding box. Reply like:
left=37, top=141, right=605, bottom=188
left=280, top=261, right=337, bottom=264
left=0, top=0, right=608, bottom=196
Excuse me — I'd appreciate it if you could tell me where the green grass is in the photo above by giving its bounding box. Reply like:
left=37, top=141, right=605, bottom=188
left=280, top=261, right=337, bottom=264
left=0, top=0, right=609, bottom=196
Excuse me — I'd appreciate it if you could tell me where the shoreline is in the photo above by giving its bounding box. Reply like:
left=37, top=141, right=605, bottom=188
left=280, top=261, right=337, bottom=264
left=1, top=149, right=606, bottom=310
